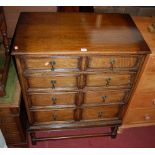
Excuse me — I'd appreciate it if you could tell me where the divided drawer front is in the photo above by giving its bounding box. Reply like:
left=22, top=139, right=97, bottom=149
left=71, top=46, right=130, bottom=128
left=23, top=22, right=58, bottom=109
left=82, top=105, right=121, bottom=121
left=86, top=73, right=134, bottom=88
left=23, top=56, right=80, bottom=71
left=29, top=92, right=77, bottom=107
left=125, top=108, right=155, bottom=124
left=88, top=56, right=139, bottom=70
left=26, top=74, right=78, bottom=89
left=32, top=109, right=74, bottom=123
left=84, top=90, right=128, bottom=105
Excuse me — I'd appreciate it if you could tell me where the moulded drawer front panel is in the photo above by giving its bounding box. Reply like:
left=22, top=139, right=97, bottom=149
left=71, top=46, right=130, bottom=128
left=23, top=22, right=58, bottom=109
left=27, top=75, right=78, bottom=89
left=82, top=105, right=120, bottom=121
left=32, top=109, right=74, bottom=123
left=24, top=57, right=79, bottom=70
left=89, top=56, right=139, bottom=70
left=30, top=92, right=77, bottom=106
left=84, top=90, right=127, bottom=104
left=86, top=73, right=133, bottom=88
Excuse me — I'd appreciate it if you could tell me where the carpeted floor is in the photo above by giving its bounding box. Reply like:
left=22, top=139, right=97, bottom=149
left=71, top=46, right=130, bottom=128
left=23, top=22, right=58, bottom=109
left=28, top=125, right=155, bottom=148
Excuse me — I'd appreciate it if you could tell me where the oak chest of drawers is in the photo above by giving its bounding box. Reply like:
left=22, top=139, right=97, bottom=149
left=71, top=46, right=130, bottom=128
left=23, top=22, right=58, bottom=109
left=12, top=13, right=150, bottom=144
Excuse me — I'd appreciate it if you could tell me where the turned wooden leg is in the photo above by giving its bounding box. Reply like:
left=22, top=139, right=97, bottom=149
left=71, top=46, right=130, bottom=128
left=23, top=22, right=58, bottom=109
left=30, top=132, right=37, bottom=145
left=111, top=126, right=119, bottom=138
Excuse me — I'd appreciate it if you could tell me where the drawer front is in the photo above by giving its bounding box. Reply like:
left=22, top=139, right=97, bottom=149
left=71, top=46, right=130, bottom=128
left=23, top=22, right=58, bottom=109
left=24, top=57, right=79, bottom=70
left=125, top=108, right=155, bottom=124
left=86, top=73, right=134, bottom=88
left=0, top=109, right=11, bottom=117
left=27, top=75, right=78, bottom=89
left=130, top=92, right=155, bottom=109
left=0, top=117, right=17, bottom=126
left=82, top=105, right=120, bottom=121
left=0, top=108, right=19, bottom=117
left=30, top=92, right=77, bottom=107
left=84, top=90, right=128, bottom=105
left=146, top=56, right=155, bottom=73
left=137, top=73, right=155, bottom=92
left=32, top=109, right=74, bottom=123
left=88, top=56, right=139, bottom=70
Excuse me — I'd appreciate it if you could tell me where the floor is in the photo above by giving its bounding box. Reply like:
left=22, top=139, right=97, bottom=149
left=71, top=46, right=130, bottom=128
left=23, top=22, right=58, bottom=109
left=28, top=125, right=155, bottom=148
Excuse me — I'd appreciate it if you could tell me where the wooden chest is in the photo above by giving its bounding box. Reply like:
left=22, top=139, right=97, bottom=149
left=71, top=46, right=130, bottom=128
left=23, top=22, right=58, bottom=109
left=12, top=13, right=150, bottom=144
left=0, top=61, right=27, bottom=147
left=121, top=17, right=155, bottom=129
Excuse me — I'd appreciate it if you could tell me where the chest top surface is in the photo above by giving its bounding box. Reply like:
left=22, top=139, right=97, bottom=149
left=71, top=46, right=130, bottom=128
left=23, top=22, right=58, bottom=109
left=133, top=16, right=155, bottom=54
left=12, top=13, right=150, bottom=55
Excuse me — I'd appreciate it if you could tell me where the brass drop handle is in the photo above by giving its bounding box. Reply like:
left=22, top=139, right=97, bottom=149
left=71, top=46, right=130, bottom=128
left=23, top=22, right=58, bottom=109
left=51, top=80, right=56, bottom=89
left=98, top=112, right=104, bottom=119
left=50, top=61, right=56, bottom=71
left=52, top=112, right=57, bottom=121
left=106, top=78, right=111, bottom=87
left=102, top=95, right=107, bottom=102
left=51, top=97, right=57, bottom=105
left=144, top=114, right=151, bottom=120
left=110, top=58, right=115, bottom=70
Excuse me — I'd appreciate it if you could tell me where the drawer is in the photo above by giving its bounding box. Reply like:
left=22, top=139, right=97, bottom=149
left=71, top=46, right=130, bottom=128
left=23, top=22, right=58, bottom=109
left=23, top=56, right=79, bottom=71
left=137, top=73, right=155, bottom=92
left=86, top=73, right=134, bottom=88
left=84, top=90, right=128, bottom=105
left=88, top=56, right=139, bottom=70
left=32, top=109, right=74, bottom=123
left=130, top=92, right=155, bottom=109
left=29, top=92, right=77, bottom=107
left=125, top=108, right=155, bottom=124
left=27, top=74, right=78, bottom=89
left=0, top=117, right=17, bottom=126
left=82, top=105, right=121, bottom=121
left=146, top=56, right=155, bottom=73
left=0, top=108, right=19, bottom=117
left=0, top=109, right=11, bottom=117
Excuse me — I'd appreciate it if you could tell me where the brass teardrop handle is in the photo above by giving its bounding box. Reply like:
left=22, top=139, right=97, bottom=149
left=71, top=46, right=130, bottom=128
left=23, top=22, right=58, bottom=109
left=52, top=112, right=57, bottom=121
left=98, top=112, right=104, bottom=119
left=106, top=77, right=111, bottom=87
left=51, top=80, right=56, bottom=89
left=51, top=97, right=57, bottom=105
left=110, top=58, right=115, bottom=70
left=102, top=95, right=107, bottom=102
left=50, top=61, right=56, bottom=71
